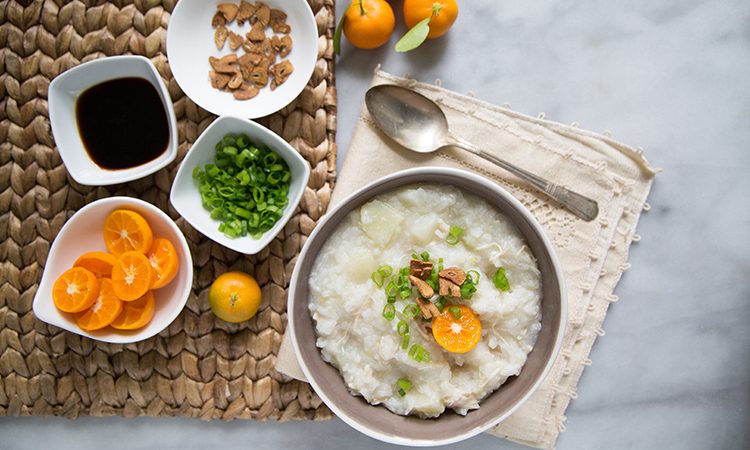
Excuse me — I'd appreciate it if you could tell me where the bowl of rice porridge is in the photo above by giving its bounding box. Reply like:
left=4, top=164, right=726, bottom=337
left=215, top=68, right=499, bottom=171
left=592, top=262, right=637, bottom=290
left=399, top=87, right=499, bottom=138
left=288, top=167, right=566, bottom=446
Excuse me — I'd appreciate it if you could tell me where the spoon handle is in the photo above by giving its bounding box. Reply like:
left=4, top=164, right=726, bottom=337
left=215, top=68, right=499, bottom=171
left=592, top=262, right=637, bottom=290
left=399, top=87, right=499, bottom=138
left=450, top=136, right=599, bottom=221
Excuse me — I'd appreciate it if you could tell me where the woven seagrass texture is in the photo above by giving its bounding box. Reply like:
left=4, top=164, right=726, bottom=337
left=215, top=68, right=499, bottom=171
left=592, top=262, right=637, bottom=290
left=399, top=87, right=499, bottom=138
left=0, top=0, right=337, bottom=421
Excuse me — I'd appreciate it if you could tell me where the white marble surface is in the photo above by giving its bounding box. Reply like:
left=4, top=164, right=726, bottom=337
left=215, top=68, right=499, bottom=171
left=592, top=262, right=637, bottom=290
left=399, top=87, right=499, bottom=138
left=2, top=0, right=749, bottom=448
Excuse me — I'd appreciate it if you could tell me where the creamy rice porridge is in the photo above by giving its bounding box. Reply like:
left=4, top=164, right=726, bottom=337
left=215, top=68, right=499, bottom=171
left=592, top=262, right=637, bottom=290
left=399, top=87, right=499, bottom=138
left=308, top=183, right=542, bottom=418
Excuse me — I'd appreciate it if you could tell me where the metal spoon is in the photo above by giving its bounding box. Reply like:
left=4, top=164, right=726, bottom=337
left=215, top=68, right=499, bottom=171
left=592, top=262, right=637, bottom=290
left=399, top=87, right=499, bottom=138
left=365, top=84, right=599, bottom=222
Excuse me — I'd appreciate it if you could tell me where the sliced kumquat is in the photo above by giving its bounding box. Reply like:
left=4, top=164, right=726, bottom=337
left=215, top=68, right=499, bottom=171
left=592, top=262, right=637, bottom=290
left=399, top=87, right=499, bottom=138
left=110, top=290, right=155, bottom=330
left=146, top=238, right=179, bottom=290
left=111, top=251, right=154, bottom=301
left=52, top=267, right=100, bottom=313
left=73, top=251, right=118, bottom=278
left=103, top=209, right=154, bottom=256
left=74, top=278, right=124, bottom=331
left=431, top=304, right=482, bottom=353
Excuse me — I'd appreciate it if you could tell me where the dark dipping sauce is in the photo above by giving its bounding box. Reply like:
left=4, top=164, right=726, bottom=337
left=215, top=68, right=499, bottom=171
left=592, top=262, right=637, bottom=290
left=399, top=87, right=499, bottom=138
left=76, top=77, right=170, bottom=170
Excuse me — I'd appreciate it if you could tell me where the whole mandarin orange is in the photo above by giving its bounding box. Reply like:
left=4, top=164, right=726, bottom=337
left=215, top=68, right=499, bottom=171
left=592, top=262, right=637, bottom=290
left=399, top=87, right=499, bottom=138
left=208, top=271, right=262, bottom=323
left=403, top=0, right=458, bottom=39
left=343, top=0, right=396, bottom=49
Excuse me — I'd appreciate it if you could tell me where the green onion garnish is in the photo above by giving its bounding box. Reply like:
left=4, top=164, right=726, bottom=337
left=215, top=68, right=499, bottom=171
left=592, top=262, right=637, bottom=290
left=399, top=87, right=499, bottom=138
left=467, top=270, right=480, bottom=284
left=398, top=388, right=406, bottom=396
left=493, top=267, right=510, bottom=291
left=460, top=282, right=477, bottom=299
left=397, top=320, right=409, bottom=336
left=426, top=272, right=439, bottom=291
left=385, top=281, right=399, bottom=297
left=446, top=226, right=464, bottom=245
left=397, top=378, right=411, bottom=391
left=403, top=304, right=418, bottom=318
left=401, top=333, right=410, bottom=349
left=420, top=251, right=430, bottom=261
left=435, top=297, right=447, bottom=313
left=449, top=305, right=462, bottom=320
left=383, top=303, right=396, bottom=321
left=408, top=344, right=430, bottom=363
left=371, top=265, right=393, bottom=288
left=193, top=134, right=291, bottom=239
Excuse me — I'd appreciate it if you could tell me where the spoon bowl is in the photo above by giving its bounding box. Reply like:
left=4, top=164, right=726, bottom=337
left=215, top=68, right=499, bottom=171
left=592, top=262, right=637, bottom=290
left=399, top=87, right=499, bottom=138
left=365, top=84, right=599, bottom=222
left=365, top=84, right=449, bottom=153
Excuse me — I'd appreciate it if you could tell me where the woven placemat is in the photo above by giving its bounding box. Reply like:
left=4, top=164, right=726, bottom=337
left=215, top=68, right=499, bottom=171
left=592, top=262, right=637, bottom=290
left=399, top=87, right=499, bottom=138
left=0, top=0, right=337, bottom=421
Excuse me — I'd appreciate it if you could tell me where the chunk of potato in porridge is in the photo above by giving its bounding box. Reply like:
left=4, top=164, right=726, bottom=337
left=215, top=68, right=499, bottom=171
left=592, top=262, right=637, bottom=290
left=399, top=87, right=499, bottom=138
left=308, top=183, right=542, bottom=418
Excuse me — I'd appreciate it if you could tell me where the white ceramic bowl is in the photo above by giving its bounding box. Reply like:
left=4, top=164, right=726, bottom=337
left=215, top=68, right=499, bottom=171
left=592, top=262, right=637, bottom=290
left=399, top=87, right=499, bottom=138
left=48, top=55, right=178, bottom=186
left=170, top=115, right=309, bottom=254
left=166, top=0, right=318, bottom=118
left=33, top=197, right=193, bottom=344
left=288, top=167, right=567, bottom=446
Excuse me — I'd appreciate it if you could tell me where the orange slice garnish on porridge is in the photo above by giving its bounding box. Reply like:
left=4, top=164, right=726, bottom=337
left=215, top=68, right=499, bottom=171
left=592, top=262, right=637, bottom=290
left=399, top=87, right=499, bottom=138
left=431, top=304, right=482, bottom=353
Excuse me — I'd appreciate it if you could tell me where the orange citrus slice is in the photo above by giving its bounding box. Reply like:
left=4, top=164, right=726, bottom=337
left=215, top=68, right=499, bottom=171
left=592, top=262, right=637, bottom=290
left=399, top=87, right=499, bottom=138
left=146, top=238, right=179, bottom=290
left=103, top=209, right=154, bottom=256
left=74, top=278, right=124, bottom=331
left=431, top=304, right=482, bottom=353
left=73, top=251, right=118, bottom=278
left=111, top=251, right=154, bottom=301
left=110, top=290, right=155, bottom=330
left=52, top=267, right=100, bottom=313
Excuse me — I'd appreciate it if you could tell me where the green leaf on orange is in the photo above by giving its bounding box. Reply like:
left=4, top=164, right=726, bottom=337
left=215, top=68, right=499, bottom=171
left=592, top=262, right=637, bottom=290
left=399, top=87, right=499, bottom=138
left=395, top=17, right=431, bottom=52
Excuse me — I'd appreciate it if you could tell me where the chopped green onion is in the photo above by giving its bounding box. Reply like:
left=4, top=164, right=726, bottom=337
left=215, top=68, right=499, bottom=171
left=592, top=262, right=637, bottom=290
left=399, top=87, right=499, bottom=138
left=371, top=264, right=393, bottom=288
left=446, top=225, right=464, bottom=245
left=460, top=282, right=477, bottom=299
left=193, top=133, right=291, bottom=239
left=399, top=287, right=413, bottom=299
left=397, top=320, right=409, bottom=336
left=408, top=344, right=429, bottom=363
left=403, top=304, right=418, bottom=318
left=397, top=378, right=411, bottom=391
left=398, top=388, right=406, bottom=396
left=383, top=303, right=396, bottom=321
left=449, top=305, right=461, bottom=320
left=467, top=270, right=480, bottom=284
left=420, top=251, right=430, bottom=261
left=426, top=272, right=439, bottom=291
left=435, top=297, right=447, bottom=313
left=401, top=333, right=410, bottom=349
left=493, top=267, right=510, bottom=291
left=385, top=281, right=399, bottom=297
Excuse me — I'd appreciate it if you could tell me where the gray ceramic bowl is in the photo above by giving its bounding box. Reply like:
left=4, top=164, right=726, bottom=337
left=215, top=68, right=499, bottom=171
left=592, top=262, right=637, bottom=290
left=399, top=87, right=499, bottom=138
left=288, top=167, right=567, bottom=446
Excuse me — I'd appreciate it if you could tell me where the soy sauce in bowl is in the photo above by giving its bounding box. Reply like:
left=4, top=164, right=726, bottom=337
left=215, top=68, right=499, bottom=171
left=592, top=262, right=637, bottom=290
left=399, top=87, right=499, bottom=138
left=76, top=77, right=170, bottom=170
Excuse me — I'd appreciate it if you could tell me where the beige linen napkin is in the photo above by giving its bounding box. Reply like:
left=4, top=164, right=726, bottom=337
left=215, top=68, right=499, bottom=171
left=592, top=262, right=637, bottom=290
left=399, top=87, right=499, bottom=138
left=276, top=69, right=659, bottom=449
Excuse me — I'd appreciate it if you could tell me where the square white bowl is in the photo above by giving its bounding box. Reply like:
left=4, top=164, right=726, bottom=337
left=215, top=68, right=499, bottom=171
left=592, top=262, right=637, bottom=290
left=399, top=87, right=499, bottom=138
left=33, top=197, right=194, bottom=344
left=166, top=0, right=318, bottom=118
left=170, top=115, right=310, bottom=254
left=48, top=55, right=178, bottom=186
